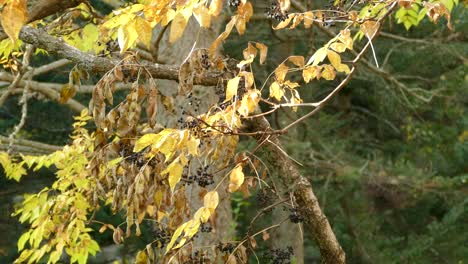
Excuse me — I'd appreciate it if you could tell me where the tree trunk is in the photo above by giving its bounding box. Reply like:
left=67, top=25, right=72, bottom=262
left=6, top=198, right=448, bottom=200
left=247, top=117, right=345, bottom=264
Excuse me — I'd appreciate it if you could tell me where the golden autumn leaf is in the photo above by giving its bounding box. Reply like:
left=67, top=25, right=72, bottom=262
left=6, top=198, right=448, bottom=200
left=288, top=56, right=305, bottom=68
left=193, top=207, right=211, bottom=223
left=338, top=29, right=353, bottom=50
left=194, top=4, right=211, bottom=28
left=225, top=76, right=240, bottom=102
left=134, top=17, right=152, bottom=48
left=209, top=0, right=223, bottom=16
left=274, top=63, right=289, bottom=82
left=307, top=47, right=328, bottom=66
left=238, top=89, right=260, bottom=117
left=162, top=158, right=183, bottom=192
left=209, top=17, right=236, bottom=55
left=327, top=50, right=341, bottom=69
left=134, top=133, right=160, bottom=152
left=321, top=65, right=336, bottom=80
left=255, top=42, right=268, bottom=64
left=273, top=13, right=295, bottom=29
left=303, top=11, right=314, bottom=28
left=1, top=0, right=27, bottom=43
left=204, top=191, right=219, bottom=211
left=170, top=8, right=191, bottom=43
left=269, top=81, right=284, bottom=101
left=118, top=21, right=139, bottom=53
left=302, top=66, right=319, bottom=83
left=290, top=14, right=303, bottom=29
left=330, top=42, right=347, bottom=53
left=228, top=165, right=245, bottom=193
left=165, top=222, right=188, bottom=253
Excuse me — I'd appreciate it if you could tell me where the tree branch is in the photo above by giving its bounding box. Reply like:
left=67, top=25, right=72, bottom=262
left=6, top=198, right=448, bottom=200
left=247, top=117, right=346, bottom=263
left=18, top=26, right=222, bottom=86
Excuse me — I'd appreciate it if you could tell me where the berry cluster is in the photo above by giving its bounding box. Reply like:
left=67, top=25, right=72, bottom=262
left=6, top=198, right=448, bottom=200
left=195, top=165, right=215, bottom=187
left=228, top=0, right=241, bottom=8
left=263, top=246, right=294, bottom=264
left=266, top=1, right=289, bottom=22
left=288, top=208, right=304, bottom=223
left=200, top=223, right=213, bottom=233
left=217, top=242, right=236, bottom=253
left=201, top=53, right=210, bottom=70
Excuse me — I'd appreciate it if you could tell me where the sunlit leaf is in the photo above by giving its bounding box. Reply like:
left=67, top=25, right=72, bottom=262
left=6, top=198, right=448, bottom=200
left=0, top=0, right=27, bottom=43
left=225, top=76, right=241, bottom=102
left=228, top=165, right=244, bottom=192
left=269, top=81, right=284, bottom=101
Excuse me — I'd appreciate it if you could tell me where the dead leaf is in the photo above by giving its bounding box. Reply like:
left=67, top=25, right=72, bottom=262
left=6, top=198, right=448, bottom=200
left=360, top=20, right=380, bottom=38
left=255, top=42, right=268, bottom=64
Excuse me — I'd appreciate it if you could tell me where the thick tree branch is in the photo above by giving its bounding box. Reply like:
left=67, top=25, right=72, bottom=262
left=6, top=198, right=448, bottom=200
left=0, top=135, right=61, bottom=155
left=18, top=26, right=222, bottom=86
left=0, top=72, right=85, bottom=113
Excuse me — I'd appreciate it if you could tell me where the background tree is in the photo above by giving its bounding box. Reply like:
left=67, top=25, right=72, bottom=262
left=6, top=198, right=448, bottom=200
left=0, top=0, right=466, bottom=263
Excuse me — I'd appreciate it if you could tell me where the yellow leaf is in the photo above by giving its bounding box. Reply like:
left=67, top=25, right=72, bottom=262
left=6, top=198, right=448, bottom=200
left=209, top=17, right=236, bottom=55
left=338, top=29, right=353, bottom=50
left=225, top=76, right=240, bottom=102
left=255, top=42, right=268, bottom=64
left=307, top=47, right=328, bottom=66
left=193, top=207, right=211, bottom=223
left=288, top=56, right=305, bottom=68
left=303, top=11, right=313, bottom=28
left=327, top=50, right=341, bottom=69
left=238, top=89, right=260, bottom=117
left=118, top=21, right=139, bottom=53
left=273, top=13, right=295, bottom=29
left=194, top=4, right=211, bottom=28
left=330, top=42, right=347, bottom=53
left=238, top=1, right=253, bottom=22
left=162, top=158, right=183, bottom=192
left=209, top=0, right=223, bottom=16
left=290, top=14, right=303, bottom=29
left=204, top=191, right=219, bottom=211
left=165, top=222, right=188, bottom=253
left=235, top=16, right=246, bottom=35
left=170, top=9, right=191, bottom=43
left=321, top=65, right=336, bottom=80
left=302, top=66, right=319, bottom=83
left=284, top=80, right=299, bottom=89
left=1, top=0, right=27, bottom=43
left=274, top=63, right=289, bottom=82
left=135, top=250, right=147, bottom=264
left=228, top=165, right=244, bottom=193
left=134, top=133, right=160, bottom=152
left=135, top=17, right=152, bottom=48
left=269, top=81, right=284, bottom=101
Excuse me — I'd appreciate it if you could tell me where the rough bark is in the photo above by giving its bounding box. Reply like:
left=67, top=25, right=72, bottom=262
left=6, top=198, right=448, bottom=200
left=18, top=26, right=222, bottom=86
left=247, top=117, right=346, bottom=264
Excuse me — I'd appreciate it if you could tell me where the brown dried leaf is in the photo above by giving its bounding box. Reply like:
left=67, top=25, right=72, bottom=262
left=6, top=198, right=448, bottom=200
left=360, top=20, right=380, bottom=38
